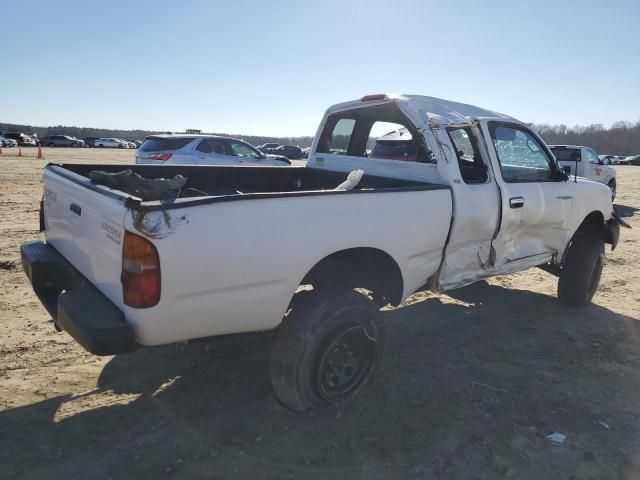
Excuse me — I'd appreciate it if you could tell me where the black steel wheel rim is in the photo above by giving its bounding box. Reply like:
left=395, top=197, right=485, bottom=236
left=314, top=324, right=376, bottom=400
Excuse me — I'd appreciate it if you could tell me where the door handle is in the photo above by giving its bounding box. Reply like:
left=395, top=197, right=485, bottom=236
left=509, top=197, right=524, bottom=209
left=69, top=203, right=82, bottom=216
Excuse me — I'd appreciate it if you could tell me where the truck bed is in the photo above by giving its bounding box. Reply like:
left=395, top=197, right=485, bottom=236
left=39, top=162, right=453, bottom=347
left=48, top=163, right=446, bottom=210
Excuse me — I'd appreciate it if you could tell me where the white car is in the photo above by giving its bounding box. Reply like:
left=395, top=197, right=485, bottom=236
left=95, top=138, right=129, bottom=149
left=21, top=93, right=623, bottom=412
left=549, top=145, right=617, bottom=199
left=135, top=135, right=290, bottom=166
left=599, top=155, right=627, bottom=165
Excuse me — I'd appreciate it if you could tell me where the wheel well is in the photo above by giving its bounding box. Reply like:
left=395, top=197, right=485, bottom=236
left=576, top=211, right=605, bottom=235
left=300, top=248, right=404, bottom=306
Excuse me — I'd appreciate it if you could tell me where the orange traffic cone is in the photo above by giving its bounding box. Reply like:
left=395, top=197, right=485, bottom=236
left=37, top=146, right=44, bottom=159
left=18, top=147, right=23, bottom=157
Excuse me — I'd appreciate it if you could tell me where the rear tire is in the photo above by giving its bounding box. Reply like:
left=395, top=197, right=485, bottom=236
left=557, top=234, right=604, bottom=307
left=270, top=290, right=385, bottom=412
left=98, top=144, right=104, bottom=148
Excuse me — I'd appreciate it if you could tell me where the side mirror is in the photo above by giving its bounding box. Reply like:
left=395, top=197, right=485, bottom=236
left=562, top=166, right=571, bottom=175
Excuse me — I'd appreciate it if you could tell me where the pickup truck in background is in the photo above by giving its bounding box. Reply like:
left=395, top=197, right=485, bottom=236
left=21, top=94, right=623, bottom=411
left=549, top=145, right=617, bottom=199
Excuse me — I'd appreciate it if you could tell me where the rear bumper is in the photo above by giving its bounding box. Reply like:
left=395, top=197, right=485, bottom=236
left=20, top=240, right=137, bottom=355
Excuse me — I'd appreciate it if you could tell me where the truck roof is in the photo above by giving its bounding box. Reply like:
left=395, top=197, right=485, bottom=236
left=327, top=94, right=517, bottom=125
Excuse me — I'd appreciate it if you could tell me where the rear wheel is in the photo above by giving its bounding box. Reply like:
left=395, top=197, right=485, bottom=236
left=98, top=144, right=104, bottom=148
left=557, top=234, right=604, bottom=307
left=270, top=290, right=385, bottom=412
left=118, top=144, right=124, bottom=149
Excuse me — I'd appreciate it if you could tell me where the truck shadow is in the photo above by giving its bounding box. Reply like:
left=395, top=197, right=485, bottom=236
left=2, top=281, right=640, bottom=479
left=614, top=203, right=638, bottom=218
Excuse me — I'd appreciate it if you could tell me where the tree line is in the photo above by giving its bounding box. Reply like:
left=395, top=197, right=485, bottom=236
left=0, top=122, right=314, bottom=148
left=534, top=120, right=640, bottom=156
left=2, top=120, right=639, bottom=155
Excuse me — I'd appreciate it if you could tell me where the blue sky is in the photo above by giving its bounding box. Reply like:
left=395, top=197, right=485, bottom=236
left=1, top=0, right=638, bottom=136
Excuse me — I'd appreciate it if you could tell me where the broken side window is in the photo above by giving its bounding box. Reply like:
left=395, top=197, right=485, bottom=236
left=447, top=127, right=488, bottom=183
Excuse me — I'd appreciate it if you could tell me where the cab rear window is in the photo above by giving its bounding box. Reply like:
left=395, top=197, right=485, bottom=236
left=370, top=139, right=417, bottom=161
left=551, top=147, right=581, bottom=162
left=140, top=137, right=193, bottom=152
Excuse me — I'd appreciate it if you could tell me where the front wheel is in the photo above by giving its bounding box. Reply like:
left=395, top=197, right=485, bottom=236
left=557, top=234, right=604, bottom=307
left=270, top=290, right=385, bottom=412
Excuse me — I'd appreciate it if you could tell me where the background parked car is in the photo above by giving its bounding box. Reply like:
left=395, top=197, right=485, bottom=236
left=272, top=145, right=303, bottom=159
left=44, top=135, right=85, bottom=147
left=83, top=136, right=99, bottom=147
left=135, top=134, right=291, bottom=166
left=257, top=143, right=280, bottom=153
left=0, top=135, right=18, bottom=147
left=626, top=155, right=640, bottom=165
left=2, top=132, right=37, bottom=146
left=95, top=138, right=129, bottom=148
left=599, top=154, right=627, bottom=165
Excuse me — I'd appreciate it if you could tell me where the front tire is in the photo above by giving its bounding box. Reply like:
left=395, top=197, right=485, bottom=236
left=270, top=290, right=385, bottom=412
left=558, top=234, right=604, bottom=307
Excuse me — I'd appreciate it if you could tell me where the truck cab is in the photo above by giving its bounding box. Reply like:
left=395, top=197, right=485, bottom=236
left=307, top=94, right=616, bottom=289
left=549, top=145, right=617, bottom=199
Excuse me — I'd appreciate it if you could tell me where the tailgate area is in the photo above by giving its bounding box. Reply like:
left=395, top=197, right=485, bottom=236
left=21, top=240, right=137, bottom=355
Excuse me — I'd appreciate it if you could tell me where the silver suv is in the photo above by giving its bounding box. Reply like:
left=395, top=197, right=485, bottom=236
left=136, top=135, right=291, bottom=166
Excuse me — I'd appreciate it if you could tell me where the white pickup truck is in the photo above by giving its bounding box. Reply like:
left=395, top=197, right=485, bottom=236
left=21, top=94, right=623, bottom=411
left=549, top=145, right=617, bottom=199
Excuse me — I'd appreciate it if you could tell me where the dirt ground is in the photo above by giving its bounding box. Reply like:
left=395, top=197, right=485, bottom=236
left=1, top=147, right=639, bottom=479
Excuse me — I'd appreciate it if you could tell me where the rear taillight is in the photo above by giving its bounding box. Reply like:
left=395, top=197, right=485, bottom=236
left=122, top=231, right=160, bottom=308
left=39, top=196, right=45, bottom=232
left=149, top=153, right=173, bottom=161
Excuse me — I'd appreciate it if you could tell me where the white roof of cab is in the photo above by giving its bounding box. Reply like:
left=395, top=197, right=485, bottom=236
left=327, top=94, right=518, bottom=126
